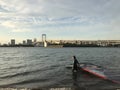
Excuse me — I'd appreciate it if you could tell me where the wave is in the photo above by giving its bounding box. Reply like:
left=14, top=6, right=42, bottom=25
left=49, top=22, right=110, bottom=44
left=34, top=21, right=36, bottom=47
left=0, top=65, right=26, bottom=71
left=0, top=78, right=48, bottom=88
left=0, top=68, right=42, bottom=79
left=0, top=64, right=59, bottom=79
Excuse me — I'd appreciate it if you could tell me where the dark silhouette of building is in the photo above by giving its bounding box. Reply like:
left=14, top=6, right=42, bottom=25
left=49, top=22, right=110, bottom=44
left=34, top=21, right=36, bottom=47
left=11, top=39, right=15, bottom=45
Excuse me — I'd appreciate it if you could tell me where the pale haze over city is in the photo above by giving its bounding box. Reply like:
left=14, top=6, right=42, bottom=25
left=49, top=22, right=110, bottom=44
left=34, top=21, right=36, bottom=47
left=0, top=0, right=120, bottom=44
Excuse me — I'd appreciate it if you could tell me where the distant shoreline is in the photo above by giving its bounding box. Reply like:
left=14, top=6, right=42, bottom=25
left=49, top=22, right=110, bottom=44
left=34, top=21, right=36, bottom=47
left=0, top=45, right=120, bottom=48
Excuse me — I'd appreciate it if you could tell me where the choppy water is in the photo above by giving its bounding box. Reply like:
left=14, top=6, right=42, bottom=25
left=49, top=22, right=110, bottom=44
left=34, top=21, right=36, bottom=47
left=0, top=47, right=120, bottom=90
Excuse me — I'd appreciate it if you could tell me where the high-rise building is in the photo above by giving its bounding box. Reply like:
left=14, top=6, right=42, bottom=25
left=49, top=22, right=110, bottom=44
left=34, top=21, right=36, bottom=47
left=11, top=39, right=15, bottom=45
left=23, top=40, right=26, bottom=45
left=27, top=39, right=32, bottom=45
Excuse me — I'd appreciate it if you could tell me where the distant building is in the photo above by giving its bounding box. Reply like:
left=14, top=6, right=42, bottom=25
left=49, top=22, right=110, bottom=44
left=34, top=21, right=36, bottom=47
left=23, top=40, right=26, bottom=45
left=33, top=38, right=37, bottom=43
left=11, top=39, right=15, bottom=45
left=27, top=39, right=32, bottom=45
left=33, top=38, right=37, bottom=46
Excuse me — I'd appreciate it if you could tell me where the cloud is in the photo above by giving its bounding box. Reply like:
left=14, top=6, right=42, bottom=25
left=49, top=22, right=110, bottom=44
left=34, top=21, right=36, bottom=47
left=0, top=0, right=117, bottom=17
left=0, top=0, right=16, bottom=14
left=0, top=16, right=103, bottom=28
left=0, top=0, right=120, bottom=41
left=1, top=21, right=16, bottom=28
left=0, top=18, right=32, bottom=29
left=1, top=0, right=120, bottom=19
left=11, top=29, right=31, bottom=32
left=0, top=5, right=8, bottom=12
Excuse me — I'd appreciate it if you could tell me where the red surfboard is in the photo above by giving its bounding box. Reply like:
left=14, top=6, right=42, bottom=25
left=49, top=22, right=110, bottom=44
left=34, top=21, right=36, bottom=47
left=79, top=63, right=120, bottom=84
left=79, top=63, right=107, bottom=79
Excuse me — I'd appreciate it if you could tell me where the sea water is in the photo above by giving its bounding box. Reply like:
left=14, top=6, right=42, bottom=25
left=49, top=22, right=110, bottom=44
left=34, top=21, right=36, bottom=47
left=0, top=47, right=120, bottom=90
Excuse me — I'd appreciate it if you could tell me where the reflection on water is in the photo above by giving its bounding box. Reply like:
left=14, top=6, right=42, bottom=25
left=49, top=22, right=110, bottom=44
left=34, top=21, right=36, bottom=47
left=72, top=72, right=78, bottom=86
left=72, top=72, right=86, bottom=90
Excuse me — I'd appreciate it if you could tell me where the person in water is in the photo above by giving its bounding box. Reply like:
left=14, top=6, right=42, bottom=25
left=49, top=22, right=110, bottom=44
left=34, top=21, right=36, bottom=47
left=72, top=56, right=79, bottom=72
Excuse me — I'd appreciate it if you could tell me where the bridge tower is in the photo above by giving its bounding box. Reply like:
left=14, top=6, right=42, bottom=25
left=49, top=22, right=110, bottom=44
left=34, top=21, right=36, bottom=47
left=42, top=34, right=46, bottom=42
left=42, top=34, right=47, bottom=47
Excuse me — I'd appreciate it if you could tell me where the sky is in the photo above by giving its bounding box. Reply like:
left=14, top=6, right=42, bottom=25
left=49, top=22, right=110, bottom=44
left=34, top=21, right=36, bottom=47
left=0, top=0, right=120, bottom=43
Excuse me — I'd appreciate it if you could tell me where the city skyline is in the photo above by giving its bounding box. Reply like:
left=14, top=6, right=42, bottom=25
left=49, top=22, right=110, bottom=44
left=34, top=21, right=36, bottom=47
left=0, top=38, right=120, bottom=48
left=0, top=0, right=120, bottom=43
left=0, top=37, right=120, bottom=45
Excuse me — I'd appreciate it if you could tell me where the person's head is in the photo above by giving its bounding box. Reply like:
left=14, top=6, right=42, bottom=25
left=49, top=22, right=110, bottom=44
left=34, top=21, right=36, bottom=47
left=72, top=56, right=76, bottom=60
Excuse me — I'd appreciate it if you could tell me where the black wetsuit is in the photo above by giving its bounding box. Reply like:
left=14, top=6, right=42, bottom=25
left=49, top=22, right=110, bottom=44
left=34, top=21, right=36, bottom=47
left=73, top=58, right=79, bottom=71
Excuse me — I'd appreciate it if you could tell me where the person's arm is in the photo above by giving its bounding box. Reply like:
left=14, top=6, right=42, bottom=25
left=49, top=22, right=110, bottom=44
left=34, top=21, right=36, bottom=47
left=76, top=59, right=79, bottom=64
left=76, top=59, right=80, bottom=68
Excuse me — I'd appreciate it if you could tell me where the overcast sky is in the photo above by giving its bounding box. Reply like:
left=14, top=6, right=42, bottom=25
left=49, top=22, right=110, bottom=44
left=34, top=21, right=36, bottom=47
left=0, top=0, right=120, bottom=43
